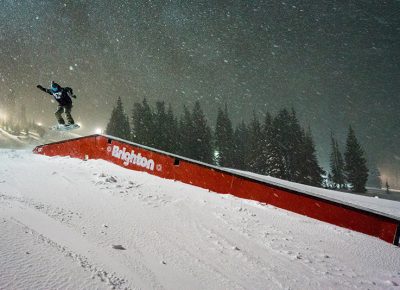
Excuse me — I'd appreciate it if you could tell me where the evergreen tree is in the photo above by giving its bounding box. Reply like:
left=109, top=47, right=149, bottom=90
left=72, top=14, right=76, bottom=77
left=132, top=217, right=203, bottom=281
left=131, top=102, right=143, bottom=143
left=367, top=165, right=382, bottom=189
left=178, top=105, right=194, bottom=157
left=344, top=126, right=369, bottom=193
left=298, top=128, right=324, bottom=186
left=190, top=101, right=213, bottom=163
left=164, top=104, right=179, bottom=153
left=266, top=108, right=312, bottom=183
left=287, top=109, right=305, bottom=183
left=329, top=133, right=346, bottom=189
left=272, top=109, right=293, bottom=180
left=260, top=112, right=281, bottom=177
left=154, top=101, right=168, bottom=150
left=215, top=105, right=235, bottom=167
left=105, top=97, right=131, bottom=140
left=141, top=98, right=156, bottom=147
left=247, top=112, right=264, bottom=173
left=232, top=120, right=249, bottom=170
left=152, top=101, right=180, bottom=153
left=131, top=98, right=155, bottom=147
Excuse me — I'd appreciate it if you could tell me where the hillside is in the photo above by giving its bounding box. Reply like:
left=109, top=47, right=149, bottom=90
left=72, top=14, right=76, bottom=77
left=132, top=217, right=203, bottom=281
left=0, top=149, right=399, bottom=289
left=0, top=128, right=80, bottom=149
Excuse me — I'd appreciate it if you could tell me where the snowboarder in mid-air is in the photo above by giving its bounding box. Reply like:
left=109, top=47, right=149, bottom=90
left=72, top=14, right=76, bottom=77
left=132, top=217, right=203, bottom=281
left=37, top=81, right=79, bottom=130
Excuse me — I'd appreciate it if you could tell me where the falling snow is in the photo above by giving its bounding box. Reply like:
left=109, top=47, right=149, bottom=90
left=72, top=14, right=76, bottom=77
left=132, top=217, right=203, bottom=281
left=0, top=0, right=399, bottom=186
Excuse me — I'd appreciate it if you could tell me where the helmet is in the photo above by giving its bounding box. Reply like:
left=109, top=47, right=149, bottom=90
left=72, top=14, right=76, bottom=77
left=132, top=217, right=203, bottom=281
left=51, top=81, right=60, bottom=93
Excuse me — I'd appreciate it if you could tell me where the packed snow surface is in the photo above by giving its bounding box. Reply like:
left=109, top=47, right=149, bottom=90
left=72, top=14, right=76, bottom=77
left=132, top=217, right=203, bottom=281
left=228, top=169, right=400, bottom=219
left=0, top=149, right=399, bottom=290
left=0, top=128, right=81, bottom=149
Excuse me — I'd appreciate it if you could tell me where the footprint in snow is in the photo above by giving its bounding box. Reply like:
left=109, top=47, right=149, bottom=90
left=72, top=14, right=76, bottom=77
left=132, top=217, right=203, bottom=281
left=112, top=245, right=126, bottom=250
left=105, top=176, right=118, bottom=183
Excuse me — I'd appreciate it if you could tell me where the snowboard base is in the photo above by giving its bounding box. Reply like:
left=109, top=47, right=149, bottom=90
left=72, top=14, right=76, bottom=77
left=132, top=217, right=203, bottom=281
left=50, top=124, right=80, bottom=131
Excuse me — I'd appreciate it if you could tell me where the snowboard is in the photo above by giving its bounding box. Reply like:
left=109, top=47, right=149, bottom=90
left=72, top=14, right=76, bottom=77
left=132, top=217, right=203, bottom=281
left=50, top=124, right=80, bottom=131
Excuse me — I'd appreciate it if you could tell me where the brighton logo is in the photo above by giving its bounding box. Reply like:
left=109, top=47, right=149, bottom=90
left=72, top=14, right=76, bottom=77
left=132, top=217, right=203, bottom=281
left=111, top=145, right=155, bottom=171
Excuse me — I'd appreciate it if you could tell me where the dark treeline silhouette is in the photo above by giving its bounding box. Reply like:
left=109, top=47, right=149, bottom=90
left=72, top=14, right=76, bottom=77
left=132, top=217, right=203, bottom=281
left=106, top=97, right=370, bottom=191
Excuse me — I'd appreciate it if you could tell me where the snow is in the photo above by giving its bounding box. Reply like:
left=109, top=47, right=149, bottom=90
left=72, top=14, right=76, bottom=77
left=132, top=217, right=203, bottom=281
left=227, top=169, right=400, bottom=220
left=0, top=149, right=399, bottom=290
left=0, top=128, right=26, bottom=146
left=0, top=128, right=80, bottom=149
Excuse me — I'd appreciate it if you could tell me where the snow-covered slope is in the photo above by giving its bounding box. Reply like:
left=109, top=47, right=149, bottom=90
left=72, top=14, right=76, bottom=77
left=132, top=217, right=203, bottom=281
left=0, top=128, right=80, bottom=149
left=0, top=149, right=399, bottom=290
left=227, top=169, right=400, bottom=219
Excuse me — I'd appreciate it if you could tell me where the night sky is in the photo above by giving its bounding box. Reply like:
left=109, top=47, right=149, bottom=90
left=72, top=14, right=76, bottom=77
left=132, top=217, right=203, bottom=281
left=1, top=1, right=399, bottom=183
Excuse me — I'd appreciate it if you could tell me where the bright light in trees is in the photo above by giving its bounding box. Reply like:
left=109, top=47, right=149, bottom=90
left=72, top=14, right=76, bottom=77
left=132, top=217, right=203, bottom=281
left=0, top=111, right=7, bottom=121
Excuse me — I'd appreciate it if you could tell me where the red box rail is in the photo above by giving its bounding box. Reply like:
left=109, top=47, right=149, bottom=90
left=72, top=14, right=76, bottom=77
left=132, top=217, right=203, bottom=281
left=33, top=134, right=400, bottom=246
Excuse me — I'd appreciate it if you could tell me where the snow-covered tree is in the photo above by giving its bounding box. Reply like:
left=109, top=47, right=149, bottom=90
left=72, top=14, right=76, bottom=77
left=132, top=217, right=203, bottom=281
left=131, top=98, right=155, bottom=147
left=298, top=128, right=324, bottom=186
left=106, top=97, right=131, bottom=140
left=271, top=108, right=303, bottom=181
left=154, top=101, right=168, bottom=150
left=190, top=101, right=213, bottom=163
left=232, top=120, right=249, bottom=170
left=329, top=133, right=346, bottom=189
left=247, top=112, right=264, bottom=173
left=260, top=112, right=281, bottom=177
left=286, top=109, right=306, bottom=183
left=164, top=104, right=179, bottom=153
left=344, top=126, right=369, bottom=193
left=178, top=105, right=194, bottom=158
left=215, top=105, right=235, bottom=167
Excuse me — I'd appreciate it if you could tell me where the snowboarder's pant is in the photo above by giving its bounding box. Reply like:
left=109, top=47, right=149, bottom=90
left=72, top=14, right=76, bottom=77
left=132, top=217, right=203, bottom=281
left=55, top=104, right=74, bottom=125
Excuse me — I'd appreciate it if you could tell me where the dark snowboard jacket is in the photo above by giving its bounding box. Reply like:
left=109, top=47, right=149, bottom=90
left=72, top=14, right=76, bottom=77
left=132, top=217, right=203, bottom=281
left=37, top=84, right=76, bottom=106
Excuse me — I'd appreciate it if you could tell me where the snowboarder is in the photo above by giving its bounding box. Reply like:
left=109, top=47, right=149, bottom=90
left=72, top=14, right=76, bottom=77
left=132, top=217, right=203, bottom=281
left=36, top=81, right=78, bottom=129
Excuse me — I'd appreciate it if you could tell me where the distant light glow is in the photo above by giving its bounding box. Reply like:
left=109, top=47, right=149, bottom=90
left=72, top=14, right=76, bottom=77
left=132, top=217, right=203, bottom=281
left=36, top=122, right=42, bottom=126
left=95, top=128, right=103, bottom=134
left=0, top=110, right=7, bottom=121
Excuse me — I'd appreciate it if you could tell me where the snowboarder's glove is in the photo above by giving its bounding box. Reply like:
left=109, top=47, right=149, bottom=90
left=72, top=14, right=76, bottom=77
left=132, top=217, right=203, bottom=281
left=72, top=94, right=77, bottom=98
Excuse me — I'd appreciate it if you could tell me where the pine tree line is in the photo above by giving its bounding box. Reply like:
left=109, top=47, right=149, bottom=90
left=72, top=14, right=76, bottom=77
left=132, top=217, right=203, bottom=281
left=106, top=97, right=369, bottom=191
